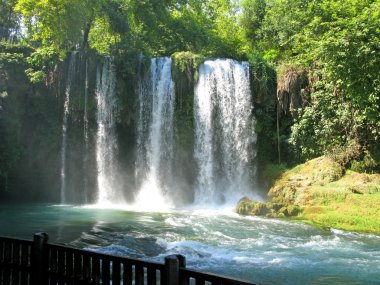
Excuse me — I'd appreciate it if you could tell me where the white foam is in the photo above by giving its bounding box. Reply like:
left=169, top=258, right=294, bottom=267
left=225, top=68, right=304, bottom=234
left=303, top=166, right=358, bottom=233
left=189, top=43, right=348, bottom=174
left=164, top=217, right=185, bottom=227
left=331, top=228, right=380, bottom=240
left=268, top=258, right=283, bottom=264
left=133, top=178, right=173, bottom=212
left=299, top=235, right=341, bottom=250
left=81, top=202, right=174, bottom=213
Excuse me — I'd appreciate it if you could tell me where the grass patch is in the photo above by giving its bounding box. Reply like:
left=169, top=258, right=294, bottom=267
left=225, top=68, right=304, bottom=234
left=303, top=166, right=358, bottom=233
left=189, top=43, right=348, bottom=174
left=302, top=193, right=380, bottom=234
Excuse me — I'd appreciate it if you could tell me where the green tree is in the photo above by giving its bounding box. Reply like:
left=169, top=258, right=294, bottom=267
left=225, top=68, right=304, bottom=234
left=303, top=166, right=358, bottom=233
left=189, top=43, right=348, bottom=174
left=15, top=0, right=103, bottom=54
left=240, top=0, right=379, bottom=168
left=0, top=0, right=20, bottom=40
left=309, top=0, right=380, bottom=131
left=239, top=0, right=266, bottom=48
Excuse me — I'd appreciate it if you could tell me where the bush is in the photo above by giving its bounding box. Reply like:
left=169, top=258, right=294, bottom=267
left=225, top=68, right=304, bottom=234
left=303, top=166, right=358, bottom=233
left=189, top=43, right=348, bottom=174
left=329, top=139, right=362, bottom=168
left=350, top=151, right=378, bottom=174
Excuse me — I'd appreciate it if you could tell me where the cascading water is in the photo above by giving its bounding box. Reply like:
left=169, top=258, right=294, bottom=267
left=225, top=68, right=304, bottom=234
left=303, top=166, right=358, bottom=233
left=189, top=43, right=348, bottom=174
left=134, top=57, right=175, bottom=210
left=60, top=56, right=255, bottom=208
left=60, top=53, right=76, bottom=204
left=95, top=58, right=120, bottom=205
left=194, top=59, right=256, bottom=206
left=83, top=60, right=89, bottom=204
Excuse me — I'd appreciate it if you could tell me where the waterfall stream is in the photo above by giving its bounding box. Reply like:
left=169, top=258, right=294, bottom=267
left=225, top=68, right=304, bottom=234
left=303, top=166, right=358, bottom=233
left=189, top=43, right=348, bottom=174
left=83, top=60, right=89, bottom=204
left=194, top=59, right=256, bottom=206
left=95, top=58, right=120, bottom=205
left=134, top=57, right=175, bottom=210
left=60, top=53, right=76, bottom=204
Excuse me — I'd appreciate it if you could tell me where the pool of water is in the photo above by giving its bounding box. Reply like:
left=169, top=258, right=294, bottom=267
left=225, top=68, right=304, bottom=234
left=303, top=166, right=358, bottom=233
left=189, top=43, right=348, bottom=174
left=0, top=204, right=379, bottom=285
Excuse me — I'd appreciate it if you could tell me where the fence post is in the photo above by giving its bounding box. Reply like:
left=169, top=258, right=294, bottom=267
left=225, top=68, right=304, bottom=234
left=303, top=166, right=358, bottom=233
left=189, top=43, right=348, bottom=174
left=32, top=232, right=49, bottom=285
left=177, top=255, right=186, bottom=268
left=165, top=254, right=186, bottom=285
left=177, top=255, right=187, bottom=285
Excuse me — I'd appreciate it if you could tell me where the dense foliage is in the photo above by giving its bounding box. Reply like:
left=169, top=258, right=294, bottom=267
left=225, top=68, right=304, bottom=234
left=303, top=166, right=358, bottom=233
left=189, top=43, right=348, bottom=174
left=11, top=0, right=245, bottom=58
left=240, top=0, right=380, bottom=172
left=0, top=0, right=379, bottom=196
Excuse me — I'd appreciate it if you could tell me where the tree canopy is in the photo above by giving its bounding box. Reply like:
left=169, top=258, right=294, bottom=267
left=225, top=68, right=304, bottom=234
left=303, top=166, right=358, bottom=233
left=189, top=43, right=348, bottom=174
left=10, top=0, right=245, bottom=58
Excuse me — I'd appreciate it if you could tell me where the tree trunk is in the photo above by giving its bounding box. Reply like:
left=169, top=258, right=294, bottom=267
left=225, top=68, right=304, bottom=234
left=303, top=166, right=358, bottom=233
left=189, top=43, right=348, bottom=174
left=82, top=21, right=92, bottom=49
left=277, top=102, right=281, bottom=164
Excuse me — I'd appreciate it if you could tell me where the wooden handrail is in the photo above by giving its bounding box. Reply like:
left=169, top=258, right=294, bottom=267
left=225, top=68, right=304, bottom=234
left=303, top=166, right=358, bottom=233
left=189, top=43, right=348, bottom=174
left=0, top=233, right=257, bottom=285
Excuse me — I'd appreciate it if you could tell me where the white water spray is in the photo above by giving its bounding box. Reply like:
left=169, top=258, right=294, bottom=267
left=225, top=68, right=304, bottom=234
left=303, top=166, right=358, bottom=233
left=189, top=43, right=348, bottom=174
left=134, top=57, right=175, bottom=210
left=95, top=58, right=120, bottom=205
left=194, top=59, right=256, bottom=205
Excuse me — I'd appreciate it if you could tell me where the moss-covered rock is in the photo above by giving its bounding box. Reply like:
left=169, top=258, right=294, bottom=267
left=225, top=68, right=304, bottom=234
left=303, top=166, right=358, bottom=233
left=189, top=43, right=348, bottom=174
left=169, top=52, right=205, bottom=204
left=171, top=51, right=204, bottom=103
left=238, top=156, right=380, bottom=234
left=278, top=205, right=302, bottom=217
left=236, top=197, right=300, bottom=218
left=269, top=156, right=344, bottom=205
left=277, top=67, right=309, bottom=116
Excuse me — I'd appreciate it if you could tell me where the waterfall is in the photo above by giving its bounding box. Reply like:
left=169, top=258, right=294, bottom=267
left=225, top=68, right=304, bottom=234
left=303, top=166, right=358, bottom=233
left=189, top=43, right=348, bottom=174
left=194, top=59, right=256, bottom=205
left=60, top=53, right=76, bottom=204
left=134, top=57, right=175, bottom=210
left=95, top=58, right=120, bottom=205
left=58, top=55, right=255, bottom=208
left=83, top=60, right=89, bottom=204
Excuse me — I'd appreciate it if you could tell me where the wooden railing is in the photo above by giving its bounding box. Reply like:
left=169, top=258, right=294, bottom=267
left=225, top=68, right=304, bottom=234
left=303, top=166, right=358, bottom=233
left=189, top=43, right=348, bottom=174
left=45, top=242, right=166, bottom=285
left=0, top=233, right=257, bottom=285
left=0, top=236, right=32, bottom=285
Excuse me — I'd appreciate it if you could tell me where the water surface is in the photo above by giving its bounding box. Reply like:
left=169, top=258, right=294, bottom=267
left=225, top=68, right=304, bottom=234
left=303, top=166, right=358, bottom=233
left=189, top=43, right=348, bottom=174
left=0, top=204, right=379, bottom=285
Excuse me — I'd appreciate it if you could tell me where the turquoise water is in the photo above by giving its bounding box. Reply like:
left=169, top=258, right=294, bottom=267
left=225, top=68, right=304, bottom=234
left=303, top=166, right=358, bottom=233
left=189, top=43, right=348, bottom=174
left=0, top=204, right=379, bottom=285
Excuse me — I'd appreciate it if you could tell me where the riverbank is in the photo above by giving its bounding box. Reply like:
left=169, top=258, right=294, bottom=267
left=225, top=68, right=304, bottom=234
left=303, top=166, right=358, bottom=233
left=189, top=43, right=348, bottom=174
left=237, top=156, right=380, bottom=235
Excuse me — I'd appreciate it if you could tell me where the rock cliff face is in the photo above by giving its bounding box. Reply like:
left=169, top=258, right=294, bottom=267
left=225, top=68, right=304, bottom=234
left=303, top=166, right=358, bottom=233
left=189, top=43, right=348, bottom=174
left=0, top=52, right=60, bottom=200
left=1, top=48, right=315, bottom=202
left=277, top=70, right=309, bottom=115
left=1, top=51, right=268, bottom=204
left=170, top=52, right=204, bottom=203
left=0, top=52, right=115, bottom=201
left=249, top=66, right=312, bottom=192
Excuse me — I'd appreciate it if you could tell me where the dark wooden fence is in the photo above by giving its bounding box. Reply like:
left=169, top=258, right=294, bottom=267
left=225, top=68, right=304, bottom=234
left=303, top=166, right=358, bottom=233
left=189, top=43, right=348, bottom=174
left=0, top=236, right=32, bottom=285
left=0, top=233, right=256, bottom=285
